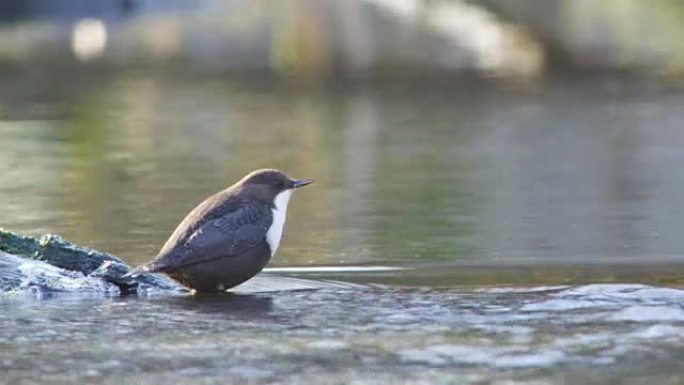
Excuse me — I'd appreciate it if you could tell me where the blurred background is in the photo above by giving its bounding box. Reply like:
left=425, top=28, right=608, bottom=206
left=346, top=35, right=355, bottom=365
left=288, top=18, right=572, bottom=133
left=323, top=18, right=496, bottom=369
left=2, top=0, right=684, bottom=284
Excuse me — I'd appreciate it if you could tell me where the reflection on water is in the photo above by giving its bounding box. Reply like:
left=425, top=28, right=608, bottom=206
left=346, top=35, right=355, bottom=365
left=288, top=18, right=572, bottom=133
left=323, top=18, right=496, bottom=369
left=2, top=74, right=684, bottom=285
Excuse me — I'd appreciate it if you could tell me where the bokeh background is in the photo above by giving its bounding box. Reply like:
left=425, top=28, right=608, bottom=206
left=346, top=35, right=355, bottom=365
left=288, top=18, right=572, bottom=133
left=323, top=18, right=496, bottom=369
left=2, top=0, right=684, bottom=284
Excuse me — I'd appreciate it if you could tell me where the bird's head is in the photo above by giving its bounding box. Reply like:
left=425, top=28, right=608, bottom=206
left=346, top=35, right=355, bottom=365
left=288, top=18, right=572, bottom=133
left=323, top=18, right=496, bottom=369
left=237, top=169, right=313, bottom=207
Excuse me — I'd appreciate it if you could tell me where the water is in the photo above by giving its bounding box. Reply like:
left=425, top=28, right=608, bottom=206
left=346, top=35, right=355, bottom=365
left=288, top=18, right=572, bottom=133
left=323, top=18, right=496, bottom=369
left=2, top=74, right=684, bottom=384
left=2, top=2, right=684, bottom=382
left=2, top=284, right=684, bottom=384
left=2, top=74, right=684, bottom=282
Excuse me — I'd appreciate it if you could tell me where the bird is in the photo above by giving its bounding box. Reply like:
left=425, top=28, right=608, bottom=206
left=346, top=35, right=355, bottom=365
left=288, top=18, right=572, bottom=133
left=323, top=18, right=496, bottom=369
left=124, top=169, right=313, bottom=293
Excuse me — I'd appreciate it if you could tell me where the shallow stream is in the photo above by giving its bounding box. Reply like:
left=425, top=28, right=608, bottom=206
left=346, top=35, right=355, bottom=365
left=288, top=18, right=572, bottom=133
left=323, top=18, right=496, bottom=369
left=2, top=68, right=684, bottom=384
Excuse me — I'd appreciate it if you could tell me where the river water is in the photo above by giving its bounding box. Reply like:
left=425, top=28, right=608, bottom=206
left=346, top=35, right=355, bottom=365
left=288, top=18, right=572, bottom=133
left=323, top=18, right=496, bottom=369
left=2, top=73, right=684, bottom=384
left=2, top=283, right=684, bottom=384
left=3, top=74, right=684, bottom=279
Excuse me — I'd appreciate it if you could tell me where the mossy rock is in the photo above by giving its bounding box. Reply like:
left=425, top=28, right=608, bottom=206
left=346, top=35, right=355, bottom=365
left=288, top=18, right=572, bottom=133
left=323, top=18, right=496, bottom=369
left=0, top=229, right=183, bottom=294
left=0, top=229, right=40, bottom=259
left=0, top=229, right=125, bottom=275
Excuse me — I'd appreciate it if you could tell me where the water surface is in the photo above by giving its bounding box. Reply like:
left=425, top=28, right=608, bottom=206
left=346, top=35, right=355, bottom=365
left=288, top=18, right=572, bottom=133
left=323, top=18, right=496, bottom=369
left=3, top=73, right=684, bottom=383
left=2, top=74, right=684, bottom=284
left=2, top=284, right=684, bottom=384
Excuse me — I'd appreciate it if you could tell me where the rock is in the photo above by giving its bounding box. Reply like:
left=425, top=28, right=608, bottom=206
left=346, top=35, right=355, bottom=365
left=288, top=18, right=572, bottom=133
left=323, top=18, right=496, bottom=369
left=0, top=251, right=120, bottom=294
left=0, top=229, right=184, bottom=294
left=0, top=251, right=24, bottom=290
left=0, top=230, right=40, bottom=258
left=0, top=229, right=127, bottom=275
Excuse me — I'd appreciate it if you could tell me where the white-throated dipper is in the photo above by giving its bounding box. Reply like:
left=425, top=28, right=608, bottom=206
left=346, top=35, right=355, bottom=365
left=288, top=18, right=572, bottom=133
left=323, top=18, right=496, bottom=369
left=125, top=169, right=312, bottom=293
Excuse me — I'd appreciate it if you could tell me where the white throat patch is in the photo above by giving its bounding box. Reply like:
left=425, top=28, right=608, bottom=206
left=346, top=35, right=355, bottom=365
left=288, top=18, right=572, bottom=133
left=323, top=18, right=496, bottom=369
left=266, top=189, right=293, bottom=256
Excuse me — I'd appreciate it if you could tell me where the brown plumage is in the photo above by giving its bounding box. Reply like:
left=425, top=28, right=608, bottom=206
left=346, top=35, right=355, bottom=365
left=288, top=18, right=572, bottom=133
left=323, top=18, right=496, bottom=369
left=125, top=169, right=312, bottom=293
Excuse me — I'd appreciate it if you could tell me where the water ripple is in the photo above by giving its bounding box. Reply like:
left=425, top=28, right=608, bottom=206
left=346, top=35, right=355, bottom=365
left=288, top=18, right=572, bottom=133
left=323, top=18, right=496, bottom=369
left=1, top=283, right=683, bottom=384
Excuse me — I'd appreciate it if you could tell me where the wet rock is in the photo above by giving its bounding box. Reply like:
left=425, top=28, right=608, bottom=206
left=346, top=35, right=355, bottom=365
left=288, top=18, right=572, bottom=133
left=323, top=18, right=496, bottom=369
left=0, top=229, right=126, bottom=275
left=0, top=251, right=24, bottom=290
left=0, top=230, right=40, bottom=258
left=0, top=251, right=119, bottom=294
left=0, top=229, right=183, bottom=294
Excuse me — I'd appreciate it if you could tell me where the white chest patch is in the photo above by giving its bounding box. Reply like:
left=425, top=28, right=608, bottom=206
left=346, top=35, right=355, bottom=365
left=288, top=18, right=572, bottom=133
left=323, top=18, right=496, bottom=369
left=266, top=189, right=293, bottom=256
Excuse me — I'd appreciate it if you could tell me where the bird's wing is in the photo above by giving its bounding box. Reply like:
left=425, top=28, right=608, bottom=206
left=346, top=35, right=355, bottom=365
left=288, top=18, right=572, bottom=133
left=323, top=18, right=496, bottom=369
left=143, top=201, right=273, bottom=272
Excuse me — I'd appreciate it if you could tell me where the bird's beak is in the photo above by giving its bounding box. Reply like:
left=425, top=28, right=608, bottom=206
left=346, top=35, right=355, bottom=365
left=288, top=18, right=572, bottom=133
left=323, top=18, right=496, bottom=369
left=292, top=179, right=313, bottom=188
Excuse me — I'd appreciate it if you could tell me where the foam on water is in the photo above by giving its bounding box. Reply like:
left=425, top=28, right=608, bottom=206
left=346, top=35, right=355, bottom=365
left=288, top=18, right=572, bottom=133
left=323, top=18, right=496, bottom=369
left=1, top=252, right=120, bottom=295
left=16, top=259, right=117, bottom=294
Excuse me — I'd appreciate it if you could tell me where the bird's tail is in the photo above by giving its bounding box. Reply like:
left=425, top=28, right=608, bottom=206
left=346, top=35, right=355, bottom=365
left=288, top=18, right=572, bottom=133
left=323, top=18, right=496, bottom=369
left=123, top=263, right=153, bottom=279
